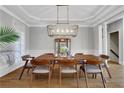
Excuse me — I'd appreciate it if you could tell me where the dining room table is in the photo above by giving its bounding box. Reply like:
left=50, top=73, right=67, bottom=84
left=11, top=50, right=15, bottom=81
left=32, top=53, right=103, bottom=65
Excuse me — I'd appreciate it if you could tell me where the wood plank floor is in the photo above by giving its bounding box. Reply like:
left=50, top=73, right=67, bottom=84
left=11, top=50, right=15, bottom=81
left=0, top=62, right=124, bottom=88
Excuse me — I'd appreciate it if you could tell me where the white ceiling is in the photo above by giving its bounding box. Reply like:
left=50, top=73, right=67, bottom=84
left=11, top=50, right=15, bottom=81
left=1, top=5, right=123, bottom=26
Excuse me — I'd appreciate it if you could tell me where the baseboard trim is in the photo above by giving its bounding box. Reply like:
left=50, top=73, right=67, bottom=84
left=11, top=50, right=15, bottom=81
left=0, top=62, right=24, bottom=77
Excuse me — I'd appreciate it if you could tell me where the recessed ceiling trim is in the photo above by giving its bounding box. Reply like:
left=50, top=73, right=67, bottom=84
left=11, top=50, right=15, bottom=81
left=18, top=5, right=107, bottom=22
left=18, top=6, right=41, bottom=20
left=0, top=5, right=29, bottom=26
left=28, top=24, right=94, bottom=27
left=1, top=5, right=123, bottom=27
left=93, top=6, right=124, bottom=26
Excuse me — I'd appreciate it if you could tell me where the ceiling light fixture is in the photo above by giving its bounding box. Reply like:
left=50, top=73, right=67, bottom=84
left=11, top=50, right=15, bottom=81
left=47, top=5, right=78, bottom=37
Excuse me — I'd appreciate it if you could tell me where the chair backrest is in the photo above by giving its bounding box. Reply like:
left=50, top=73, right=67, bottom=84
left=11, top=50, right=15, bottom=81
left=31, top=59, right=50, bottom=66
left=58, top=58, right=77, bottom=66
left=75, top=53, right=83, bottom=56
left=45, top=53, right=54, bottom=56
left=21, top=55, right=30, bottom=61
left=84, top=60, right=101, bottom=65
left=100, top=54, right=109, bottom=60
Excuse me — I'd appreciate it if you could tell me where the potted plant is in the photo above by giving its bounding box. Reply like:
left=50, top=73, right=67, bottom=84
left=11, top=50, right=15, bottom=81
left=0, top=26, right=19, bottom=46
left=0, top=26, right=20, bottom=65
left=59, top=46, right=68, bottom=57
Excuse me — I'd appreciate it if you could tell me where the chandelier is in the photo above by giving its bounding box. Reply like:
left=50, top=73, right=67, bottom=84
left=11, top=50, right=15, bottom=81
left=47, top=5, right=78, bottom=37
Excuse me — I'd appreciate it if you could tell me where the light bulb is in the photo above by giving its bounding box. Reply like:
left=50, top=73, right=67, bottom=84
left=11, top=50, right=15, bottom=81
left=66, top=29, right=69, bottom=33
left=61, top=29, right=64, bottom=33
left=56, top=29, right=59, bottom=32
left=70, top=30, right=73, bottom=33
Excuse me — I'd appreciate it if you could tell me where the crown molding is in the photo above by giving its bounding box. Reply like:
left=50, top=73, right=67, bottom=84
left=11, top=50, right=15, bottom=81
left=28, top=24, right=94, bottom=28
left=93, top=6, right=124, bottom=26
left=1, top=5, right=123, bottom=28
left=18, top=6, right=41, bottom=20
left=0, top=6, right=30, bottom=26
left=18, top=5, right=107, bottom=22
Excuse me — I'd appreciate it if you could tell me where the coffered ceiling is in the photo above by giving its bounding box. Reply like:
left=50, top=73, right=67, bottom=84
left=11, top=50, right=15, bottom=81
left=1, top=5, right=124, bottom=26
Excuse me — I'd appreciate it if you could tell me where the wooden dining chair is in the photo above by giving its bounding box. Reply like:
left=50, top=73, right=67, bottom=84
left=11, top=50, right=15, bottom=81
left=19, top=55, right=35, bottom=80
left=31, top=59, right=53, bottom=87
left=45, top=53, right=55, bottom=56
left=75, top=53, right=84, bottom=56
left=74, top=53, right=84, bottom=77
left=44, top=53, right=55, bottom=73
left=81, top=60, right=106, bottom=88
left=58, top=58, right=79, bottom=88
left=99, top=54, right=112, bottom=78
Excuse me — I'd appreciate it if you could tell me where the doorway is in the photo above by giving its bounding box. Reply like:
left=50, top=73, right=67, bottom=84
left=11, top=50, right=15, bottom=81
left=54, top=38, right=71, bottom=57
left=109, top=31, right=119, bottom=63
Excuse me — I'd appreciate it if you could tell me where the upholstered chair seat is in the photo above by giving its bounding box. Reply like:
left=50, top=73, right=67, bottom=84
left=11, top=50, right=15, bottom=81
left=61, top=67, right=77, bottom=73
left=85, top=64, right=101, bottom=73
left=33, top=66, right=49, bottom=73
left=26, top=62, right=32, bottom=67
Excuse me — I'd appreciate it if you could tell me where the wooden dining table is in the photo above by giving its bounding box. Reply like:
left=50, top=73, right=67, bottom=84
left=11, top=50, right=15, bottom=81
left=33, top=53, right=102, bottom=64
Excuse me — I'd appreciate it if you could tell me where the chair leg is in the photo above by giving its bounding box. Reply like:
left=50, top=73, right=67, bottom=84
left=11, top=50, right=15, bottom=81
left=59, top=71, right=61, bottom=88
left=100, top=72, right=107, bottom=88
left=19, top=67, right=26, bottom=80
left=105, top=66, right=112, bottom=78
left=95, top=74, right=97, bottom=79
left=27, top=68, right=30, bottom=74
left=31, top=73, right=33, bottom=81
left=92, top=74, right=95, bottom=78
left=30, top=73, right=33, bottom=88
left=48, top=72, right=51, bottom=88
left=79, top=67, right=82, bottom=78
left=84, top=71, right=89, bottom=88
left=76, top=72, right=79, bottom=88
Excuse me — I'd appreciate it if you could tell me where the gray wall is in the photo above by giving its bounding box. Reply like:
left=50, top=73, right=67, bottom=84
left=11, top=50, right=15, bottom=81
left=71, top=27, right=94, bottom=53
left=28, top=26, right=95, bottom=55
left=29, top=27, right=54, bottom=51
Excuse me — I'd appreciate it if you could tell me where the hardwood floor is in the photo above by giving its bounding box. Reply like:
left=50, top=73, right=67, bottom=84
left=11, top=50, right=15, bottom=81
left=0, top=62, right=124, bottom=88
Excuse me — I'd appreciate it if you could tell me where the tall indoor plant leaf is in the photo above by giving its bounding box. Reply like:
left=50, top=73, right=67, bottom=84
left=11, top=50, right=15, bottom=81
left=0, top=26, right=20, bottom=46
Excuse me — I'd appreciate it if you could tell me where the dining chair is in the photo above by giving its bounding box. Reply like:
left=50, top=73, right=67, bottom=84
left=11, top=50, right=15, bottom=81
left=44, top=53, right=55, bottom=56
left=31, top=59, right=53, bottom=87
left=99, top=54, right=112, bottom=78
left=81, top=60, right=106, bottom=88
left=75, top=53, right=84, bottom=56
left=74, top=53, right=84, bottom=77
left=44, top=53, right=55, bottom=73
left=58, top=58, right=79, bottom=88
left=19, top=55, right=35, bottom=80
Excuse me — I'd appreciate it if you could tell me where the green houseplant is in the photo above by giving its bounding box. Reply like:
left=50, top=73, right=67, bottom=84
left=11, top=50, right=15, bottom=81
left=0, top=26, right=20, bottom=65
left=0, top=26, right=20, bottom=46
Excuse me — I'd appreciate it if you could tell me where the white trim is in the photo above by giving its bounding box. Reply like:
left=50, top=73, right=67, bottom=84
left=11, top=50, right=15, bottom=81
left=108, top=29, right=120, bottom=34
left=28, top=24, right=94, bottom=28
left=0, top=6, right=29, bottom=26
left=98, top=25, right=103, bottom=54
left=93, top=6, right=124, bottom=26
left=18, top=5, right=107, bottom=22
left=104, top=22, right=108, bottom=55
left=122, top=17, right=124, bottom=65
left=18, top=6, right=40, bottom=21
left=1, top=5, right=123, bottom=27
left=0, top=62, right=24, bottom=77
